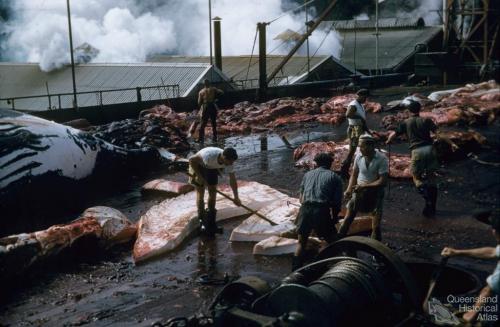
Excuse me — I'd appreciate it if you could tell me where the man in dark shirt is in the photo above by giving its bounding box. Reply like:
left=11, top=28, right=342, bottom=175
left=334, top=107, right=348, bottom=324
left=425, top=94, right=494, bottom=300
left=293, top=153, right=343, bottom=270
left=386, top=100, right=439, bottom=217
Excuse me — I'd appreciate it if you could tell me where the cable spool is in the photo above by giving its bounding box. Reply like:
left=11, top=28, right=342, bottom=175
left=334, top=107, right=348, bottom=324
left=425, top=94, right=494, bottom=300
left=266, top=257, right=389, bottom=327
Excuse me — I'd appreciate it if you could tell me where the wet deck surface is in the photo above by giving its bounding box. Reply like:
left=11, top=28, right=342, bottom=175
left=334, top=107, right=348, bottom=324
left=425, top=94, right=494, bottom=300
left=1, top=89, right=499, bottom=326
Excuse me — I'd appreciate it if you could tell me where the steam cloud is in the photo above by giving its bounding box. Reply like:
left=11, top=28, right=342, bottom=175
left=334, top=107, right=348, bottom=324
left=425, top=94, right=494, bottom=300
left=1, top=0, right=342, bottom=72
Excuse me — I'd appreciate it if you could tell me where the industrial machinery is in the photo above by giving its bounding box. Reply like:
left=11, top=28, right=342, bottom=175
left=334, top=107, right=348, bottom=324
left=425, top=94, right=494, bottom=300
left=159, top=237, right=463, bottom=327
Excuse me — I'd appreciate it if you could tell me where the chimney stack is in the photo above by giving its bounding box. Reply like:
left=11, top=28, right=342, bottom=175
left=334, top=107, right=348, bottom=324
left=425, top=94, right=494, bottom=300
left=213, top=17, right=222, bottom=71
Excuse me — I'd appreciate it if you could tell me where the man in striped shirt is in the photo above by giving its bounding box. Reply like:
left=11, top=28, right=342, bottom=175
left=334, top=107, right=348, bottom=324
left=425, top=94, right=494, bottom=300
left=293, top=153, right=343, bottom=270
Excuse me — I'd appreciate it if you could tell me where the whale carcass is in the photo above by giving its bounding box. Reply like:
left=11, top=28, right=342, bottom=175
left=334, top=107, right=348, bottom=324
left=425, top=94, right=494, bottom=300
left=133, top=181, right=289, bottom=263
left=0, top=108, right=160, bottom=236
left=0, top=206, right=136, bottom=283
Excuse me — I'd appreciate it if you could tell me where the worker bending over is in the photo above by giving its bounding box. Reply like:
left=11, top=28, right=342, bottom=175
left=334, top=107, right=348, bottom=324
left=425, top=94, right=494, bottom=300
left=189, top=147, right=241, bottom=236
left=293, top=153, right=343, bottom=270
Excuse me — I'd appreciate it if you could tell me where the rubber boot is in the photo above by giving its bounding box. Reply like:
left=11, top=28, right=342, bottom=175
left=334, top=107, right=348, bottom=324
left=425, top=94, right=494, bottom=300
left=198, top=208, right=209, bottom=235
left=205, top=209, right=223, bottom=236
left=418, top=185, right=434, bottom=218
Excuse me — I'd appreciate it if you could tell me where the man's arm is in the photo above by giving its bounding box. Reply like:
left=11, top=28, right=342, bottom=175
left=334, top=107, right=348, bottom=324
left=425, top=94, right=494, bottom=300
left=346, top=105, right=358, bottom=119
left=198, top=90, right=204, bottom=106
left=228, top=172, right=241, bottom=205
left=441, top=246, right=497, bottom=259
left=386, top=130, right=398, bottom=144
left=344, top=165, right=359, bottom=198
left=330, top=176, right=343, bottom=218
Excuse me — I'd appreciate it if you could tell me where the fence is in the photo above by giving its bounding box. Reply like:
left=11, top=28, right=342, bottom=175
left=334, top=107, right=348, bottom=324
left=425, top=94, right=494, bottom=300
left=0, top=84, right=180, bottom=111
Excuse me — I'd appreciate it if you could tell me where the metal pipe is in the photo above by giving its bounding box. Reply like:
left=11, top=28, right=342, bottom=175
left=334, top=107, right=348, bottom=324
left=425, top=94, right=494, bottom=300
left=258, top=22, right=267, bottom=98
left=208, top=0, right=213, bottom=65
left=45, top=81, right=51, bottom=109
left=213, top=17, right=222, bottom=71
left=66, top=0, right=78, bottom=109
left=375, top=0, right=379, bottom=75
left=305, top=0, right=310, bottom=74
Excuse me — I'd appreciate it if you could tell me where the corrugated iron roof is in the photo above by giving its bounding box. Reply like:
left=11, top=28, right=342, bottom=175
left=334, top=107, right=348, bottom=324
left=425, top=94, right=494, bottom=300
left=148, top=55, right=356, bottom=84
left=326, top=17, right=426, bottom=30
left=332, top=26, right=442, bottom=71
left=0, top=63, right=229, bottom=111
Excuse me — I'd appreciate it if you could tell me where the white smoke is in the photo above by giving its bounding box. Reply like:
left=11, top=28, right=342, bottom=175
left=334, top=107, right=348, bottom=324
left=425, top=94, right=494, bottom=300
left=2, top=0, right=342, bottom=72
left=406, top=0, right=442, bottom=25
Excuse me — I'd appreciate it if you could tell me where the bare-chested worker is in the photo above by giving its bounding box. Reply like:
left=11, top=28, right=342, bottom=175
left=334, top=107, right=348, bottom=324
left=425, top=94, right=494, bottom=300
left=197, top=79, right=224, bottom=145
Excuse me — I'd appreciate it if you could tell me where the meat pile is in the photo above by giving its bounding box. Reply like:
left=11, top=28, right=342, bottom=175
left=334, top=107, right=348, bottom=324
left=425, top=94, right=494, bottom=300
left=211, top=95, right=382, bottom=136
left=434, top=130, right=488, bottom=161
left=383, top=81, right=500, bottom=128
left=293, top=141, right=349, bottom=171
left=216, top=97, right=326, bottom=135
left=90, top=105, right=191, bottom=152
left=293, top=141, right=412, bottom=179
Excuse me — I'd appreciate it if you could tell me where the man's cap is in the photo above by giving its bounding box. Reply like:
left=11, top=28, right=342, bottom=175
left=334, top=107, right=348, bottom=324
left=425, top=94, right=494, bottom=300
left=359, top=133, right=375, bottom=143
left=356, top=89, right=369, bottom=97
left=473, top=209, right=500, bottom=230
left=406, top=100, right=421, bottom=113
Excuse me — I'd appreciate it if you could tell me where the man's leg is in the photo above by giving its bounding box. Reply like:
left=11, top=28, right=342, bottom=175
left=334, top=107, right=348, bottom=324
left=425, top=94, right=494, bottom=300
left=292, top=206, right=312, bottom=270
left=340, top=127, right=359, bottom=177
left=414, top=175, right=435, bottom=218
left=371, top=189, right=384, bottom=241
left=196, top=186, right=206, bottom=228
left=412, top=147, right=438, bottom=217
left=198, top=115, right=208, bottom=145
left=371, top=212, right=382, bottom=241
left=293, top=233, right=308, bottom=271
left=341, top=146, right=356, bottom=176
left=338, top=197, right=357, bottom=238
left=210, top=109, right=218, bottom=143
left=205, top=185, right=219, bottom=234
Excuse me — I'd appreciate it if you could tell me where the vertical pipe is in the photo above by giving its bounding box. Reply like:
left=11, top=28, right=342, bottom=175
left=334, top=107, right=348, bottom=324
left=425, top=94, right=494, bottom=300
left=258, top=22, right=267, bottom=97
left=483, top=0, right=488, bottom=65
left=375, top=0, right=379, bottom=75
left=213, top=17, right=222, bottom=71
left=305, top=0, right=310, bottom=74
left=45, top=81, right=51, bottom=109
left=443, top=0, right=448, bottom=48
left=66, top=0, right=78, bottom=109
left=209, top=0, right=213, bottom=65
left=353, top=21, right=357, bottom=73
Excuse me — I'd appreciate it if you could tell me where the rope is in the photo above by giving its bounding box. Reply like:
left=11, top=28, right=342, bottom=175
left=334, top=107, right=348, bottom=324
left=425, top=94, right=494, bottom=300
left=266, top=0, right=316, bottom=25
left=295, top=20, right=335, bottom=76
left=245, top=26, right=259, bottom=82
